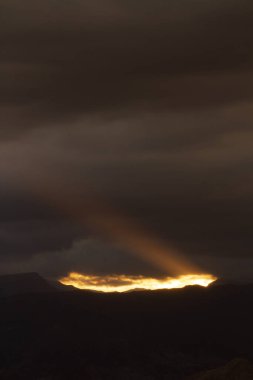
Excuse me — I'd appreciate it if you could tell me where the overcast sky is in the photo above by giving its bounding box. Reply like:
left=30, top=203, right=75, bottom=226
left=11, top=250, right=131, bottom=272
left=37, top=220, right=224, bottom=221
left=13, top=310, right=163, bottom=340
left=0, top=0, right=253, bottom=280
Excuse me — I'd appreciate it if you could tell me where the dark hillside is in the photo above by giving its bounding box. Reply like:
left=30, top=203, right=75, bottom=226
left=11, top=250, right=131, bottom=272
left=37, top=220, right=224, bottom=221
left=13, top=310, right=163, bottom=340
left=0, top=273, right=55, bottom=297
left=1, top=281, right=253, bottom=379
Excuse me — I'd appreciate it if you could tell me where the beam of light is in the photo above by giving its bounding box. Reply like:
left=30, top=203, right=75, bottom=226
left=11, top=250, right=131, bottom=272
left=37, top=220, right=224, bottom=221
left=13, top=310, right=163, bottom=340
left=5, top=161, right=207, bottom=277
left=15, top=169, right=201, bottom=276
left=59, top=272, right=217, bottom=293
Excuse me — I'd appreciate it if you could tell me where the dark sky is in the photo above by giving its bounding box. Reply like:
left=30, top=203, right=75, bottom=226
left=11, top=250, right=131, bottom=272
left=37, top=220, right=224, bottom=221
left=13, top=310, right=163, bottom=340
left=0, top=0, right=253, bottom=280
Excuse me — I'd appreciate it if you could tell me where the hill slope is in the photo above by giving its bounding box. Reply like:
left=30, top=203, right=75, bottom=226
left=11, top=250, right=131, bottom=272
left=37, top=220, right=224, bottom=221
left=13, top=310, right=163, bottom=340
left=0, top=272, right=55, bottom=296
left=1, top=277, right=253, bottom=379
left=192, top=359, right=253, bottom=380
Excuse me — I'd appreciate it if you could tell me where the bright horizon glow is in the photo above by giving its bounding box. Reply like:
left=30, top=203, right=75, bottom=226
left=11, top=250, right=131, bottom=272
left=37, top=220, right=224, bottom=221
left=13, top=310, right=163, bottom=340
left=59, top=272, right=217, bottom=293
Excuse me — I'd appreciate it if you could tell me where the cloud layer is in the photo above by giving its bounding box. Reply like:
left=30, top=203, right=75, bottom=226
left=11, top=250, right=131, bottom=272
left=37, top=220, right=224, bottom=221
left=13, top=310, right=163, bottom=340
left=0, top=0, right=253, bottom=279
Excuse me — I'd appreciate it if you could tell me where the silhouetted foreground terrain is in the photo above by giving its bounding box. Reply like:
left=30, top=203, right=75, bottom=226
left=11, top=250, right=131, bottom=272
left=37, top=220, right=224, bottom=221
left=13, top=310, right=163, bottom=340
left=1, top=274, right=253, bottom=379
left=191, top=358, right=253, bottom=380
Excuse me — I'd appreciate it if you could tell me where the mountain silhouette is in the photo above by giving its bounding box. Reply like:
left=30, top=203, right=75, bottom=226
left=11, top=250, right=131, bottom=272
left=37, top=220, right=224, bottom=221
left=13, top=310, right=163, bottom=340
left=0, top=272, right=55, bottom=296
left=1, top=274, right=253, bottom=379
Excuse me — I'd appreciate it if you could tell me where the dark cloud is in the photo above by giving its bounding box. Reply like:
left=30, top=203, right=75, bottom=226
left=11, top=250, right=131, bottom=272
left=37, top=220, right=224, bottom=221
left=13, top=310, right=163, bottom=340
left=0, top=0, right=253, bottom=131
left=0, top=238, right=160, bottom=279
left=0, top=0, right=253, bottom=280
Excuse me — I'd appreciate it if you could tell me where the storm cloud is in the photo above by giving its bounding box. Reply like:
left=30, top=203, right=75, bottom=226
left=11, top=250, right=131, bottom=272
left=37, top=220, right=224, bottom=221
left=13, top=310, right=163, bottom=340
left=0, top=0, right=253, bottom=280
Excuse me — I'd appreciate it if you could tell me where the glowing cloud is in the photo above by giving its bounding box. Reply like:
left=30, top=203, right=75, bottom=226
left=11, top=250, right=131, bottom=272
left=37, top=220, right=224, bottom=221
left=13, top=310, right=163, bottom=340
left=59, top=272, right=217, bottom=293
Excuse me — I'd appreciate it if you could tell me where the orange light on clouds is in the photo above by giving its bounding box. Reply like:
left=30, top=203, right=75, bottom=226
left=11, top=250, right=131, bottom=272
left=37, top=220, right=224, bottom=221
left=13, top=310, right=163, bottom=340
left=59, top=272, right=217, bottom=293
left=10, top=165, right=215, bottom=282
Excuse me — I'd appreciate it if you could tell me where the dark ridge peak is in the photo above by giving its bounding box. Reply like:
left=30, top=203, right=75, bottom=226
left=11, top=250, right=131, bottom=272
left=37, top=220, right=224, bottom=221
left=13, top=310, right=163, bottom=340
left=209, top=278, right=248, bottom=286
left=0, top=272, right=55, bottom=297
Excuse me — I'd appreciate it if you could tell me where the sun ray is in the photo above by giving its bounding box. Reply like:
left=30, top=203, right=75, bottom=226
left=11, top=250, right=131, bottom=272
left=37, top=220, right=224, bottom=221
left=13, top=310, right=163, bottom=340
left=9, top=165, right=210, bottom=278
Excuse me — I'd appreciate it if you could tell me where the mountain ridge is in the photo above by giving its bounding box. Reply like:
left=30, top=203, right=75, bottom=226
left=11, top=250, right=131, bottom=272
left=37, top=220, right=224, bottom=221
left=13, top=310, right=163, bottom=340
left=0, top=272, right=55, bottom=297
